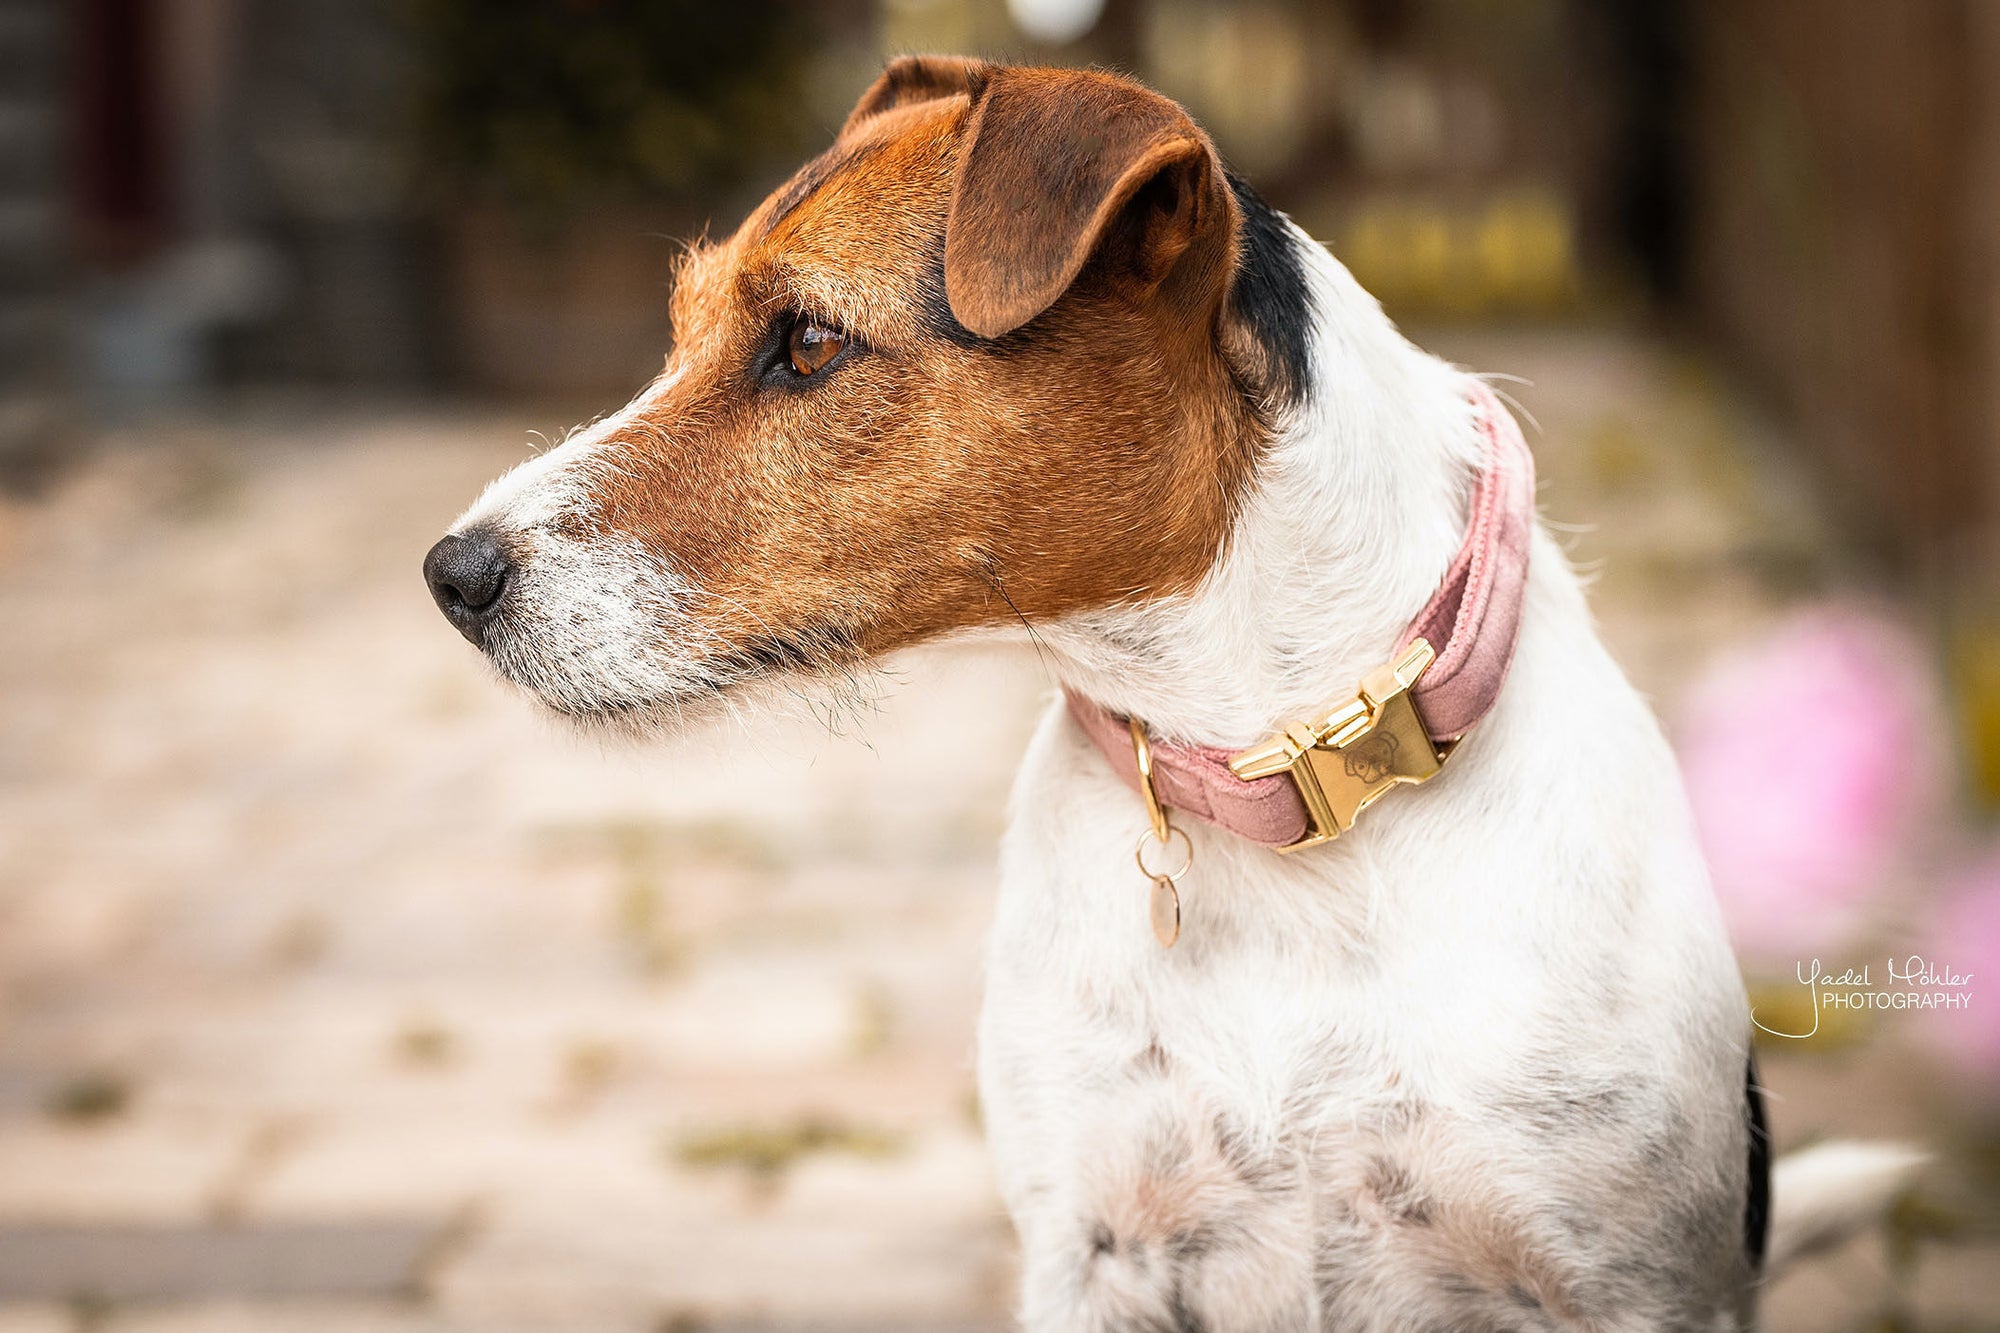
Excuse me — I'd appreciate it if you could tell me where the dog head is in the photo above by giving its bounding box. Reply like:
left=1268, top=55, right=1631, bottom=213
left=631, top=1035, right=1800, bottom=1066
left=424, top=57, right=1309, bottom=730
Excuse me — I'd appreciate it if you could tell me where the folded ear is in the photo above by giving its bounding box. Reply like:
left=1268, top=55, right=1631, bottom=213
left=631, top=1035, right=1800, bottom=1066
left=841, top=55, right=993, bottom=139
left=944, top=68, right=1235, bottom=340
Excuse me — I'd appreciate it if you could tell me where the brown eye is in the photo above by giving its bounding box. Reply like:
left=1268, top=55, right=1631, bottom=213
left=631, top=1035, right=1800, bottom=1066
left=787, top=320, right=845, bottom=376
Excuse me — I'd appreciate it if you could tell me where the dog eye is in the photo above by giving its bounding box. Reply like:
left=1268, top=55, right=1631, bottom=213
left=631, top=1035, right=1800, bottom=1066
left=787, top=320, right=846, bottom=376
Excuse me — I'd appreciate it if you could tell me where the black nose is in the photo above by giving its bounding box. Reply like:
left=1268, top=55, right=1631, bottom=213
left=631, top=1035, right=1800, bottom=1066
left=424, top=530, right=512, bottom=644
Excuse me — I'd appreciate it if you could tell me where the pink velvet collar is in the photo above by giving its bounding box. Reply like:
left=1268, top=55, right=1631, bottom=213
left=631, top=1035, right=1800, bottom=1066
left=1063, top=382, right=1536, bottom=849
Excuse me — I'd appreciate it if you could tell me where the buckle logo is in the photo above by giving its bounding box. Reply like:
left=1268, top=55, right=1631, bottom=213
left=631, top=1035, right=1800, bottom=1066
left=1343, top=730, right=1401, bottom=784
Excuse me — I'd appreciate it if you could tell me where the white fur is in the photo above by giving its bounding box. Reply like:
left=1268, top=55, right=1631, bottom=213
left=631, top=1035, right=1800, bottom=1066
left=459, top=369, right=679, bottom=533
left=981, top=233, right=1762, bottom=1330
left=1765, top=1141, right=1927, bottom=1273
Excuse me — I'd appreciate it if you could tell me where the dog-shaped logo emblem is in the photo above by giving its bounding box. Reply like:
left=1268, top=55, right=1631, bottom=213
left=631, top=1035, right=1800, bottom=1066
left=1343, top=729, right=1401, bottom=785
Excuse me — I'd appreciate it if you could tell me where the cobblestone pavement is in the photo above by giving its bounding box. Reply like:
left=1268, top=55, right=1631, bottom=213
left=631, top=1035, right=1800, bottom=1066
left=0, top=330, right=1990, bottom=1330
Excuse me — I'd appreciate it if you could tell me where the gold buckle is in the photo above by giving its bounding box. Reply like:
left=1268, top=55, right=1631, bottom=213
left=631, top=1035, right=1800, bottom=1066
left=1227, top=639, right=1451, bottom=853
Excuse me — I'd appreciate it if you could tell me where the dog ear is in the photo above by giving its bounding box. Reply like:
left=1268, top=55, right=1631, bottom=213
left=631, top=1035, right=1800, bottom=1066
left=841, top=55, right=993, bottom=138
left=944, top=68, right=1235, bottom=340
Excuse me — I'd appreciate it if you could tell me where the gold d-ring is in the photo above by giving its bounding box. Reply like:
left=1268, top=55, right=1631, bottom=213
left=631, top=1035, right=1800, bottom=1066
left=1128, top=717, right=1172, bottom=843
left=1135, top=825, right=1193, bottom=882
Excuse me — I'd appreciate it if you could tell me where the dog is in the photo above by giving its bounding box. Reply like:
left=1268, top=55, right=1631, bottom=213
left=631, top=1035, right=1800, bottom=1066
left=425, top=57, right=1921, bottom=1331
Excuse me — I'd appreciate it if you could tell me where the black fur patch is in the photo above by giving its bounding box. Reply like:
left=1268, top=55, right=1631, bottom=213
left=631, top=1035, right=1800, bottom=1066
left=1224, top=172, right=1315, bottom=410
left=1745, top=1052, right=1771, bottom=1270
left=916, top=172, right=1319, bottom=401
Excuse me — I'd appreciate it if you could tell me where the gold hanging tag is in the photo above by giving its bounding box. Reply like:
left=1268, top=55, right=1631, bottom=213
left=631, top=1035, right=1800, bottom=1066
left=1130, top=718, right=1193, bottom=948
left=1148, top=875, right=1181, bottom=948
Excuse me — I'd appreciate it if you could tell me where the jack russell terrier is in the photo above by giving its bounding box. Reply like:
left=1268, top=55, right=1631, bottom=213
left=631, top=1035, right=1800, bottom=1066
left=426, top=57, right=1919, bottom=1332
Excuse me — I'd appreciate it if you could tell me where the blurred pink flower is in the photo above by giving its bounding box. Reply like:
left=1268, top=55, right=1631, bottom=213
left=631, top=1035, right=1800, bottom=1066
left=1677, top=607, right=1942, bottom=959
left=1923, top=855, right=2000, bottom=1082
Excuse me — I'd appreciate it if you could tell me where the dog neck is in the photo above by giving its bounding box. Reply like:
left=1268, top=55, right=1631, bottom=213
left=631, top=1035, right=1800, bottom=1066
left=1040, top=222, right=1488, bottom=750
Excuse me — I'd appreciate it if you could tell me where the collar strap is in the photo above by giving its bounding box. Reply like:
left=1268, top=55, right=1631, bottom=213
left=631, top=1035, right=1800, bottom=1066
left=1063, top=381, right=1535, bottom=852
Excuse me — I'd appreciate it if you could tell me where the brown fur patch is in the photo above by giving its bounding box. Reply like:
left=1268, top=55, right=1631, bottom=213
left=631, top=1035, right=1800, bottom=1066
left=574, top=62, right=1268, bottom=679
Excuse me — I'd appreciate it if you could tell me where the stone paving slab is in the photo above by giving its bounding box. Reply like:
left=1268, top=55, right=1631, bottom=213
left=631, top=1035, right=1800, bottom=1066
left=97, top=1309, right=1009, bottom=1333
left=0, top=1123, right=246, bottom=1224
left=434, top=1135, right=1009, bottom=1327
left=100, top=1307, right=457, bottom=1333
left=0, top=1221, right=445, bottom=1303
left=0, top=1307, right=69, bottom=1333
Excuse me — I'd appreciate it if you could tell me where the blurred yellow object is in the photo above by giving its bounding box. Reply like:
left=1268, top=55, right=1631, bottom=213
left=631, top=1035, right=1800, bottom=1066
left=673, top=1115, right=903, bottom=1185
left=882, top=0, right=981, bottom=57
left=1343, top=205, right=1414, bottom=309
left=1952, top=618, right=2000, bottom=808
left=1582, top=415, right=1653, bottom=491
left=1473, top=190, right=1577, bottom=311
left=1746, top=976, right=1873, bottom=1052
left=1338, top=188, right=1580, bottom=317
left=1404, top=206, right=1461, bottom=311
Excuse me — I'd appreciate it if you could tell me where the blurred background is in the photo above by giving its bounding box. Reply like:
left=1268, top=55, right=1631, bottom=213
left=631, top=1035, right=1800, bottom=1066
left=3, top=0, right=2000, bottom=1329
